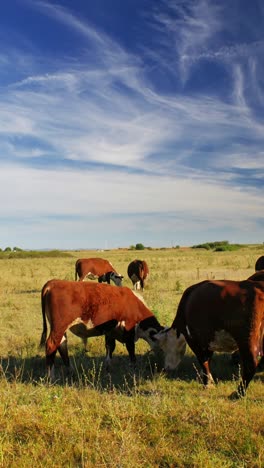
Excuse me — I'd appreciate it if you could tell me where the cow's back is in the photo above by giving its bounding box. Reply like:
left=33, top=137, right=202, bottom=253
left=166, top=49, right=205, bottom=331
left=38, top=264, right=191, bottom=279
left=43, top=280, right=154, bottom=331
left=255, top=256, right=264, bottom=271
left=173, top=279, right=264, bottom=340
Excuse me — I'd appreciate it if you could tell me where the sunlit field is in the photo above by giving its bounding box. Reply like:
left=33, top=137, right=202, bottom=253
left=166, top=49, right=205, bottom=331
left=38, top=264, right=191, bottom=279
left=0, top=245, right=263, bottom=467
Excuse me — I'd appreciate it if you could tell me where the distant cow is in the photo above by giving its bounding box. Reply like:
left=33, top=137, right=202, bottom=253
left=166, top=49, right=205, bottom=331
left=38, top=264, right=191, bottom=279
left=40, top=280, right=163, bottom=379
left=155, top=279, right=264, bottom=399
left=75, top=258, right=123, bottom=286
left=255, top=256, right=264, bottom=271
left=127, top=260, right=149, bottom=290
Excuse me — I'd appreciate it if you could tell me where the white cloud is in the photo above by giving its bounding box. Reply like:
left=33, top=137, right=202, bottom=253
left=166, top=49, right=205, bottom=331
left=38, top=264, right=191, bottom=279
left=0, top=0, right=263, bottom=248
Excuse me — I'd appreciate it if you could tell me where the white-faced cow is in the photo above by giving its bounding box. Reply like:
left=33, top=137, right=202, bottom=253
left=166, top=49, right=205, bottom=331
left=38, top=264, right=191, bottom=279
left=40, top=280, right=163, bottom=379
left=127, top=260, right=149, bottom=290
left=75, top=258, right=123, bottom=286
left=154, top=279, right=264, bottom=399
left=255, top=256, right=264, bottom=272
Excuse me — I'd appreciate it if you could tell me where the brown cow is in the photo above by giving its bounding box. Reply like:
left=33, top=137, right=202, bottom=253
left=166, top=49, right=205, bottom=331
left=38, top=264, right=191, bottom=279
left=75, top=258, right=123, bottom=285
left=154, top=279, right=264, bottom=398
left=255, top=256, right=264, bottom=271
left=127, top=260, right=149, bottom=290
left=40, top=280, right=163, bottom=379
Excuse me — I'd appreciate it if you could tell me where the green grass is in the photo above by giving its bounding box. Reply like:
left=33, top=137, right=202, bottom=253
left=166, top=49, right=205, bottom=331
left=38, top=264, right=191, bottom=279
left=0, top=246, right=263, bottom=467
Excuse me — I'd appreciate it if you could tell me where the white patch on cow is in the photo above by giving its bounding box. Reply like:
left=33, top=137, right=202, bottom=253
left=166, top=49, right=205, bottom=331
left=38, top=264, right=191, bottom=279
left=209, top=330, right=238, bottom=352
left=68, top=317, right=98, bottom=340
left=134, top=325, right=159, bottom=348
left=154, top=328, right=187, bottom=370
left=186, top=325, right=192, bottom=338
left=110, top=272, right=123, bottom=286
left=86, top=272, right=98, bottom=280
left=60, top=335, right=67, bottom=344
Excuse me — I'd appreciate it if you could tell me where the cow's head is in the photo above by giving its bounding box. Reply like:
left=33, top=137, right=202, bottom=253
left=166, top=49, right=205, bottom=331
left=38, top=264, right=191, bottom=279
left=153, top=328, right=186, bottom=370
left=135, top=316, right=164, bottom=348
left=110, top=272, right=124, bottom=286
left=99, top=271, right=124, bottom=286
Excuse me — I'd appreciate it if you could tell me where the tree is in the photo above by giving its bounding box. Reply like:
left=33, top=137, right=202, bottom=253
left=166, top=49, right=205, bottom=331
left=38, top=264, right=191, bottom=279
left=135, top=243, right=145, bottom=250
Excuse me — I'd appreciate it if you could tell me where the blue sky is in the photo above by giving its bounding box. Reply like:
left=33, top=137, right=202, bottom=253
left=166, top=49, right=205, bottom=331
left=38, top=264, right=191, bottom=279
left=0, top=0, right=263, bottom=249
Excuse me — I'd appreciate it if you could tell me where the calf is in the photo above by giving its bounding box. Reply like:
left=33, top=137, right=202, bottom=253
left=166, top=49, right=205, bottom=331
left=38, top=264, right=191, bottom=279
left=154, top=279, right=264, bottom=398
left=255, top=256, right=264, bottom=271
left=40, top=280, right=163, bottom=379
left=127, top=260, right=149, bottom=290
left=75, top=258, right=123, bottom=286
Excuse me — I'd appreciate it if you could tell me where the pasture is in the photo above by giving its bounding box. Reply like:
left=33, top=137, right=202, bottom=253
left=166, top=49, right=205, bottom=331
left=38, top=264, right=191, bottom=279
left=0, top=245, right=263, bottom=467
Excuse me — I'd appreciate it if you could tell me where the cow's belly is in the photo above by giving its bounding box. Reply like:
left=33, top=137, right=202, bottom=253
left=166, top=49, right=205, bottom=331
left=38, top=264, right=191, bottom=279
left=68, top=318, right=126, bottom=339
left=86, top=272, right=98, bottom=280
left=208, top=330, right=238, bottom=352
left=69, top=318, right=98, bottom=338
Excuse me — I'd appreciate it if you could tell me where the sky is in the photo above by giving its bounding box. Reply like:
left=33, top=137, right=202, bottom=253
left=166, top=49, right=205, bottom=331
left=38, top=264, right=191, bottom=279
left=0, top=0, right=264, bottom=250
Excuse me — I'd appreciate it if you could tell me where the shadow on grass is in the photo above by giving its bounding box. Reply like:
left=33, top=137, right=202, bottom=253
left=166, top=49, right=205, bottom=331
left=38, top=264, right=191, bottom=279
left=0, top=350, right=263, bottom=394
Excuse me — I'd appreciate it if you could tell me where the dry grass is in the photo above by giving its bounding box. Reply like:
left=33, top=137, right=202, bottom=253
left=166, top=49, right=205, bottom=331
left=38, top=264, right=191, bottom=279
left=0, top=245, right=263, bottom=467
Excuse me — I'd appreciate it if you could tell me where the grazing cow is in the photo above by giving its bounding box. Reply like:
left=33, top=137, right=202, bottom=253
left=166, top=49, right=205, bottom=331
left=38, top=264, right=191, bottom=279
left=154, top=279, right=264, bottom=399
left=255, top=256, right=264, bottom=271
left=127, top=260, right=149, bottom=290
left=40, top=280, right=163, bottom=379
left=75, top=258, right=123, bottom=286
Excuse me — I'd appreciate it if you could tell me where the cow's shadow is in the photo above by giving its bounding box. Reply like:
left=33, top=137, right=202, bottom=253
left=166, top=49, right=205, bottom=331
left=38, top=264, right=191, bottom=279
left=0, top=350, right=263, bottom=394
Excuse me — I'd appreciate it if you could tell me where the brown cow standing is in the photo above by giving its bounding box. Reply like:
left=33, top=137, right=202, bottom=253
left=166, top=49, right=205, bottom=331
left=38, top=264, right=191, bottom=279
left=75, top=258, right=123, bottom=285
left=40, top=280, right=163, bottom=379
left=155, top=279, right=264, bottom=398
left=255, top=256, right=264, bottom=272
left=127, top=260, right=149, bottom=290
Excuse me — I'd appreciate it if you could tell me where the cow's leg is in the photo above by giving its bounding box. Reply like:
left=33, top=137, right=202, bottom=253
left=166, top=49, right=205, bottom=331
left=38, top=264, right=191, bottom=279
left=190, top=344, right=214, bottom=387
left=58, top=334, right=70, bottom=367
left=46, top=331, right=68, bottom=381
left=46, top=349, right=57, bottom=382
left=82, top=337, right=88, bottom=352
left=140, top=278, right=144, bottom=290
left=124, top=329, right=136, bottom=367
left=105, top=335, right=116, bottom=372
left=230, top=347, right=258, bottom=399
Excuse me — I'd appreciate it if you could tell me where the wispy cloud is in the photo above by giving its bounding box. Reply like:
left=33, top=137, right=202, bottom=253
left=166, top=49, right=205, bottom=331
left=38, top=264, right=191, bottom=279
left=0, top=0, right=263, bottom=248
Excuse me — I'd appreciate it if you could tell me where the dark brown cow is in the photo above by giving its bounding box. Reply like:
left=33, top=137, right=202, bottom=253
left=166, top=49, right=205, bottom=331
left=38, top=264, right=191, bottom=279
left=155, top=279, right=264, bottom=398
left=248, top=270, right=264, bottom=281
left=75, top=258, right=123, bottom=285
left=127, top=260, right=149, bottom=290
left=255, top=256, right=264, bottom=272
left=40, top=280, right=163, bottom=379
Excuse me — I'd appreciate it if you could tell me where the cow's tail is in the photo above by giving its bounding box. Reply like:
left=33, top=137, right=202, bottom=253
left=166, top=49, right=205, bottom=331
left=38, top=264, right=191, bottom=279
left=172, top=280, right=208, bottom=337
left=75, top=261, right=78, bottom=281
left=39, top=283, right=49, bottom=347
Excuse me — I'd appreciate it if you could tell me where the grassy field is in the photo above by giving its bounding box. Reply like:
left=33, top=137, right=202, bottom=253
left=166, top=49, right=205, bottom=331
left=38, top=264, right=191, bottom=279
left=0, top=245, right=263, bottom=467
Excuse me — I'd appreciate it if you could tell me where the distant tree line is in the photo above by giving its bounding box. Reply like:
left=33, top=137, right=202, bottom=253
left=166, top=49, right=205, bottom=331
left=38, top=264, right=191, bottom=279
left=191, top=240, right=244, bottom=252
left=0, top=247, right=72, bottom=259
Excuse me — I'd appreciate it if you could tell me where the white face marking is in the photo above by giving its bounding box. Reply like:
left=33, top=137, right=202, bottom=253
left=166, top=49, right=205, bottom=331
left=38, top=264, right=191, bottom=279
left=134, top=326, right=159, bottom=348
left=110, top=272, right=123, bottom=286
left=154, top=329, right=187, bottom=370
